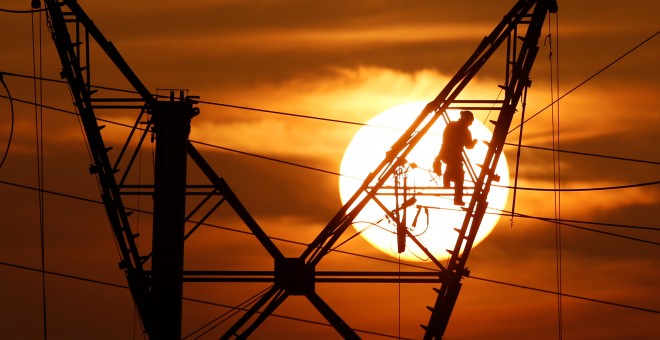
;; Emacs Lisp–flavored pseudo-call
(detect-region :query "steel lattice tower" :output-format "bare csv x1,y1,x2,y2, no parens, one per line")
41,0,557,338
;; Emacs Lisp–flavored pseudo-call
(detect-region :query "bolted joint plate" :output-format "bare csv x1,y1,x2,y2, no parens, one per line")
274,258,315,295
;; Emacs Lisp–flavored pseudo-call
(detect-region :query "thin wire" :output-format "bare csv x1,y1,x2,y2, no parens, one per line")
2,258,658,318
0,74,14,169
2,71,659,166
466,274,659,315
555,13,564,340
9,173,654,271
509,29,660,134
1,25,656,338
39,9,48,339
4,88,659,172
510,85,527,224
188,286,274,339
31,7,48,339
502,142,660,166
0,260,412,339
2,173,656,299
197,100,367,128
1,23,658,136
192,140,347,178
0,7,48,14
2,180,660,319
1,95,658,193
546,13,563,339
3,173,658,258
488,180,660,192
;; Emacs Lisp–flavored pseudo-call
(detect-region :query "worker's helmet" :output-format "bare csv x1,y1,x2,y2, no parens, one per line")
459,110,474,123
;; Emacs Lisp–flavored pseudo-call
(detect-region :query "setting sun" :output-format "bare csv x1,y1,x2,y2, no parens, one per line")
339,101,509,262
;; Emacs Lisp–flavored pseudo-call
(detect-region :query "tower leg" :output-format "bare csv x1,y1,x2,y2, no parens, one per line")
150,92,194,339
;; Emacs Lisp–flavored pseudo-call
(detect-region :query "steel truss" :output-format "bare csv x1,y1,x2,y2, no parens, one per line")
42,0,556,338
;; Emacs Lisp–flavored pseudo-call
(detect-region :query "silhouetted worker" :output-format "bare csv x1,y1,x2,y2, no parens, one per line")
434,110,477,206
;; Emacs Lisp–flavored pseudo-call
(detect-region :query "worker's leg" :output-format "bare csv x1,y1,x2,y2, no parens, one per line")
443,162,457,188
454,166,465,206
443,173,451,188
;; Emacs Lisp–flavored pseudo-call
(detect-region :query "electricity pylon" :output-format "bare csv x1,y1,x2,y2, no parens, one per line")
41,0,556,338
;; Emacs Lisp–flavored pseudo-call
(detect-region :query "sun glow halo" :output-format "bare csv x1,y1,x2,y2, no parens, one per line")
339,102,509,262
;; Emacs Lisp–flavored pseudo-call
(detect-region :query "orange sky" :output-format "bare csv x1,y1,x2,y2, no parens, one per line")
1,1,659,339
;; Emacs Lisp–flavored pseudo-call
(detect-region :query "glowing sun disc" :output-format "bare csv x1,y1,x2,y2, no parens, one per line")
339,101,509,262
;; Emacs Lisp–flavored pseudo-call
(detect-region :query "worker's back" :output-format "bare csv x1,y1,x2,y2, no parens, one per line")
440,121,471,164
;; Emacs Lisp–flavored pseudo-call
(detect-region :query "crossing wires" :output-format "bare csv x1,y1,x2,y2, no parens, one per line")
30,5,48,338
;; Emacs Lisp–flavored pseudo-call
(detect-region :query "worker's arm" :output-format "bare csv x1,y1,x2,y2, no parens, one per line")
464,130,477,149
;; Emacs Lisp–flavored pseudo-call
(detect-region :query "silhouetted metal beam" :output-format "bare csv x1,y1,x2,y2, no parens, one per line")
219,286,283,339
150,94,196,339
187,143,285,261
307,292,359,339
182,270,448,283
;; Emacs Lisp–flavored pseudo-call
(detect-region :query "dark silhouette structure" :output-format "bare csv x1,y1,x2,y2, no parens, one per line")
39,0,557,338
437,110,477,205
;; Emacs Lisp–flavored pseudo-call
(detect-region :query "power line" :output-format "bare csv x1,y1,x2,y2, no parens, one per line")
2,179,659,320
0,261,410,339
3,10,656,337
502,142,659,166
2,258,657,320
491,180,660,192
0,7,48,14
30,9,48,338
2,92,659,194
191,140,344,177
466,274,659,315
2,177,658,261
0,73,14,169
1,72,659,167
508,29,660,134
198,100,367,128
1,96,659,243
503,207,659,246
